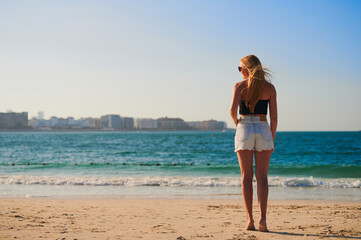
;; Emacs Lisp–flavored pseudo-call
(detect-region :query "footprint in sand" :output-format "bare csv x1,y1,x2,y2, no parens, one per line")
150,223,176,233
222,222,232,227
176,237,187,240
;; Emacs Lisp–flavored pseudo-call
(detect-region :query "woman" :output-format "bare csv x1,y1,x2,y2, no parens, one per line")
229,55,277,232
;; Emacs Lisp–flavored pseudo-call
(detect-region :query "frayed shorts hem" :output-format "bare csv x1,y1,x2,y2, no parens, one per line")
234,147,274,153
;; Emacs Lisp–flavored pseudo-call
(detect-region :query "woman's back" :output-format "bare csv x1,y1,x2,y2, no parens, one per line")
238,79,273,101
236,80,276,117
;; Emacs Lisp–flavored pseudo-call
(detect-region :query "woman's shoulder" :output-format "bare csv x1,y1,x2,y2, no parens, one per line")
258,81,275,100
263,81,276,93
233,80,247,91
263,81,274,88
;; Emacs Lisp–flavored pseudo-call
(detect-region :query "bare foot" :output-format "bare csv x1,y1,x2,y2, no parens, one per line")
246,220,256,230
259,219,269,232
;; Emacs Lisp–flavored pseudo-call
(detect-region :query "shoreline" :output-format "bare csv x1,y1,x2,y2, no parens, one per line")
1,195,361,203
1,190,361,202
1,198,360,240
1,183,360,201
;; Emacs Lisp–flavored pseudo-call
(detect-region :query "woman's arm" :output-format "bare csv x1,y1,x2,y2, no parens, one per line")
269,84,278,143
229,83,241,126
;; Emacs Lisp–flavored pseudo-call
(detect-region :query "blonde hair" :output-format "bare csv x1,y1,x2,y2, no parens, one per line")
240,55,272,113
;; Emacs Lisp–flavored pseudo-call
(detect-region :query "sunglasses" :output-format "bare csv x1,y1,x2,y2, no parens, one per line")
238,66,246,72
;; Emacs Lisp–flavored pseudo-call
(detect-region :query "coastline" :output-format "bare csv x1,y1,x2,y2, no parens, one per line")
1,184,361,201
1,198,360,240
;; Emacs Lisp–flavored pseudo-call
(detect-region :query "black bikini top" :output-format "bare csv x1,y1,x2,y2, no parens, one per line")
239,100,269,115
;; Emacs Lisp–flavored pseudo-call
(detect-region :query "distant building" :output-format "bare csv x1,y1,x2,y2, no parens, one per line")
49,117,59,127
157,117,190,130
67,117,76,126
28,117,37,128
0,112,28,129
121,117,134,129
100,115,121,129
58,118,67,127
37,111,44,120
134,118,158,129
30,118,47,128
186,121,202,129
29,116,97,129
93,118,101,128
80,117,100,128
201,120,227,130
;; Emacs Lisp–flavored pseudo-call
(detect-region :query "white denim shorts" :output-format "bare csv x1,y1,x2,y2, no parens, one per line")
234,116,274,152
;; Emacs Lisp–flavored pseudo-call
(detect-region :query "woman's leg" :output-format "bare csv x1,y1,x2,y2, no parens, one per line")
254,150,272,232
236,150,255,230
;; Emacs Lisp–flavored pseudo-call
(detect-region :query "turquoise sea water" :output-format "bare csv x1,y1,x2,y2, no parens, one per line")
0,131,360,200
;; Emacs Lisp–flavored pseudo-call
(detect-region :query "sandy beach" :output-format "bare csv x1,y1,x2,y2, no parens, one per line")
1,198,360,240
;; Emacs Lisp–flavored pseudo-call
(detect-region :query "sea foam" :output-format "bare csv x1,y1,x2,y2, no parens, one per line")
0,175,360,188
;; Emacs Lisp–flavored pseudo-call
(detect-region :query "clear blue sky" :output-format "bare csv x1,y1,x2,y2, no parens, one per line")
1,0,360,130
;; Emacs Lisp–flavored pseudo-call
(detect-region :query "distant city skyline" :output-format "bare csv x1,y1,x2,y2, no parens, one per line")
1,0,360,131
0,110,227,130
26,110,226,125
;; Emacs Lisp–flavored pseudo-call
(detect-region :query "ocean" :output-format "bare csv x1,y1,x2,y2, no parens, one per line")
0,131,360,200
